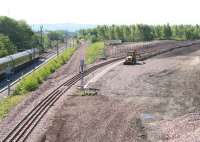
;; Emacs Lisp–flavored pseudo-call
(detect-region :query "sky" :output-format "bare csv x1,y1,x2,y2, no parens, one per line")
0,0,199,25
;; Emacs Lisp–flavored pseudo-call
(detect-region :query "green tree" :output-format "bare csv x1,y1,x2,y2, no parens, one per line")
162,24,172,39
78,24,200,42
0,34,16,57
0,16,34,51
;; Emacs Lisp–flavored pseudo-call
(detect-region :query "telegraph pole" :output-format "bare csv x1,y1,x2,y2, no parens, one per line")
66,39,68,48
40,25,44,52
6,63,12,96
72,38,74,48
80,59,84,90
56,40,59,56
70,38,72,47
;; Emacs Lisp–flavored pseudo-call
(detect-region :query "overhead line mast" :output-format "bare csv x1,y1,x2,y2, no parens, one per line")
40,25,44,52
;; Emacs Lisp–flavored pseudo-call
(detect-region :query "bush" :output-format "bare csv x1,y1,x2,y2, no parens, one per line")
13,47,76,96
23,77,39,91
0,34,16,57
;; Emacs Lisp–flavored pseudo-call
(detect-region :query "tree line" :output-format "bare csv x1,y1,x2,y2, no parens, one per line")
78,24,200,42
0,16,72,58
0,16,35,57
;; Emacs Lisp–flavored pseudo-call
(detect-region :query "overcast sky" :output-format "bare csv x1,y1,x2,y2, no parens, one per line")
0,0,199,25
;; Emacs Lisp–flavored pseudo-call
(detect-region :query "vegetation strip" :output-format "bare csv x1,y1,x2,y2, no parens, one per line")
85,42,105,64
0,16,74,58
0,47,76,119
79,24,200,42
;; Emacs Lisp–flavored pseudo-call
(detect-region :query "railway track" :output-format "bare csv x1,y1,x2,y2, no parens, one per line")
0,46,67,95
2,41,200,142
1,57,122,142
40,46,66,60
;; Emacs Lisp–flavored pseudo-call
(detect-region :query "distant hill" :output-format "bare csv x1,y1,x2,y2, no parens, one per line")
31,23,97,32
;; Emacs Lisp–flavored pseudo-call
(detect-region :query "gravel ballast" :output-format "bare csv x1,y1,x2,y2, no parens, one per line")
42,44,200,142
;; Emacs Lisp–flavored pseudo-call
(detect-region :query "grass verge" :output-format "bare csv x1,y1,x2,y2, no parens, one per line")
79,90,97,96
0,47,76,120
85,42,105,64
0,94,27,119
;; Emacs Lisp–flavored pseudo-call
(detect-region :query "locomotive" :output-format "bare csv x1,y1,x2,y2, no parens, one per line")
0,48,40,76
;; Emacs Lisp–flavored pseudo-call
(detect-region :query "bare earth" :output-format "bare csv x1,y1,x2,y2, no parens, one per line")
1,41,200,142
42,44,200,142
0,43,86,140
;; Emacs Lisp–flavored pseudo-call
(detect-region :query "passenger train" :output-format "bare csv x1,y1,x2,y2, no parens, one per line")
0,48,40,76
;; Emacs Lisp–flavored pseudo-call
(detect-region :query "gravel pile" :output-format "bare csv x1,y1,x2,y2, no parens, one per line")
160,113,200,141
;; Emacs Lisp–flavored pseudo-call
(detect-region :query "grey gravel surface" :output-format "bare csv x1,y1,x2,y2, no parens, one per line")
1,41,200,142
42,44,200,142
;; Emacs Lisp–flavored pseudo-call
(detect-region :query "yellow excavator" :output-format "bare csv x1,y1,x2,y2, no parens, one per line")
124,50,141,65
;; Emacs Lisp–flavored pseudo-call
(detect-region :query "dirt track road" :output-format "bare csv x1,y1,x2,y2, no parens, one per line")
42,44,200,142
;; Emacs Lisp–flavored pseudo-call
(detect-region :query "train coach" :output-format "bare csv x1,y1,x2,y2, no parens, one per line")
0,48,40,76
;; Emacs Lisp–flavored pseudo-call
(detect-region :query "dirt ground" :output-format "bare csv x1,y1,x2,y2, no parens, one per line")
0,42,86,140
105,40,195,58
42,44,200,142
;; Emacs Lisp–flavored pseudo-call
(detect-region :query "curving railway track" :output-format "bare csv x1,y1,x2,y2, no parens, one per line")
2,41,200,142
1,57,122,142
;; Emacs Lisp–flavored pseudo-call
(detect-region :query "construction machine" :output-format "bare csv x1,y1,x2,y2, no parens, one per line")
124,50,141,65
